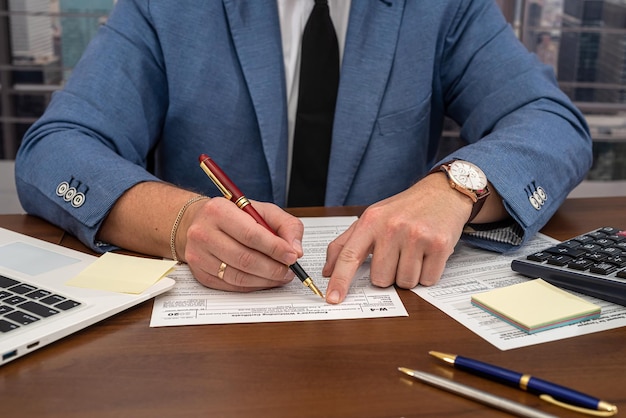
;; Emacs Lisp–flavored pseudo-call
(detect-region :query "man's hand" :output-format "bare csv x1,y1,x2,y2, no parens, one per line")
183,198,305,292
322,172,477,304
99,182,306,293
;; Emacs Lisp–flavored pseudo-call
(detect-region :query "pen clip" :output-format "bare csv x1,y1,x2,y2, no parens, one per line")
199,160,233,200
540,395,618,417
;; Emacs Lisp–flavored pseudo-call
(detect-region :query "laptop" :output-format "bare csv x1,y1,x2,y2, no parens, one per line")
0,227,175,366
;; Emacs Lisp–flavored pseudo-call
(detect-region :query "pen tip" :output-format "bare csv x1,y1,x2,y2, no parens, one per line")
429,351,456,363
302,277,325,298
311,283,325,299
398,367,414,377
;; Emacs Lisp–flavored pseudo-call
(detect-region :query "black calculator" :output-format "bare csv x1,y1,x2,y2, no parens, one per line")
511,226,626,306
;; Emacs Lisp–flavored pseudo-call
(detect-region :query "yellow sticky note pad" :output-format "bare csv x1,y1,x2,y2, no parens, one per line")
471,279,601,333
66,252,177,294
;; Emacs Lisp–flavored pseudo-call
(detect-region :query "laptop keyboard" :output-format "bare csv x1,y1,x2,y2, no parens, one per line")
511,226,626,306
0,274,82,335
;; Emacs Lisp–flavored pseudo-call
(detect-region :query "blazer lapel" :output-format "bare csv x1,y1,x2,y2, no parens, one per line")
223,0,289,205
327,0,406,205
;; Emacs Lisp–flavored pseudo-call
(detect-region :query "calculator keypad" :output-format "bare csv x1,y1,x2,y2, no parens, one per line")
512,227,626,306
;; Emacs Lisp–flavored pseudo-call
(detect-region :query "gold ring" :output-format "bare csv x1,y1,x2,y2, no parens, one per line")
217,262,227,280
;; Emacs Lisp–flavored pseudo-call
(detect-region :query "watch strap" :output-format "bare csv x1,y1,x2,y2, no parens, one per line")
467,194,487,223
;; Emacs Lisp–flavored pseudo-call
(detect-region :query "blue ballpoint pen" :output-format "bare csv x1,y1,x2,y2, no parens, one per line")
429,351,618,416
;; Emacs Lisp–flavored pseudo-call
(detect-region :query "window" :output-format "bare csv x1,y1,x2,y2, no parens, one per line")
0,0,115,159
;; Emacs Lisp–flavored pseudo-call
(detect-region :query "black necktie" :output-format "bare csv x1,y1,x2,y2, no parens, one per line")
288,0,339,207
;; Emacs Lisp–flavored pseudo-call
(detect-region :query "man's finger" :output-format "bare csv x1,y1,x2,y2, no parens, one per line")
325,226,372,304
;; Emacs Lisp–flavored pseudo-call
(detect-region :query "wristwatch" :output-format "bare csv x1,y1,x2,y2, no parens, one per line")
432,160,490,223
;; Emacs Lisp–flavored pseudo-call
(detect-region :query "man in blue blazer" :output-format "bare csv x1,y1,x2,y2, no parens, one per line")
15,0,592,304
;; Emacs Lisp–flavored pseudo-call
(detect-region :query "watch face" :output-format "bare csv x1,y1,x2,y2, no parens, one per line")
448,161,488,192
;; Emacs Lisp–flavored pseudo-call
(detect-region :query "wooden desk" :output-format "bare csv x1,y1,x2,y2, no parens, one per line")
1,197,625,417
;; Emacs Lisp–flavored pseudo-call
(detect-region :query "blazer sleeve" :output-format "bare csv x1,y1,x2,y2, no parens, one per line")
15,0,166,251
436,0,593,252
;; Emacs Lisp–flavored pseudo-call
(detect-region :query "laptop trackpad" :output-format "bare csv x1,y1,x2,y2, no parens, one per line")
0,242,81,276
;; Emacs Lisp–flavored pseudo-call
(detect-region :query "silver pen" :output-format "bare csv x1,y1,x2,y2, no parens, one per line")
398,368,558,418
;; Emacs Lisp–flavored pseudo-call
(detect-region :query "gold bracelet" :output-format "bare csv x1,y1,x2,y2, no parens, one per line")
170,195,209,262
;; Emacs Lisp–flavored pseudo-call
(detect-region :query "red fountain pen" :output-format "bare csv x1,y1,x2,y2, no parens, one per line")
198,154,324,298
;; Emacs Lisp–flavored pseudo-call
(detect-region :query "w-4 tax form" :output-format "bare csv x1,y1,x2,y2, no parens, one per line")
150,217,407,327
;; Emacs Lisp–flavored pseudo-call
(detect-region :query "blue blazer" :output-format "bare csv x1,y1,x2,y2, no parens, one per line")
15,0,592,253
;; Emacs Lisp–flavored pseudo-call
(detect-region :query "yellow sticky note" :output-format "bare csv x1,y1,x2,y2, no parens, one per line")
471,279,601,333
66,252,177,294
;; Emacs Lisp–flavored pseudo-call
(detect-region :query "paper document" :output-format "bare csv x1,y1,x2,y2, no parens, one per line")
150,217,408,326
412,233,626,350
